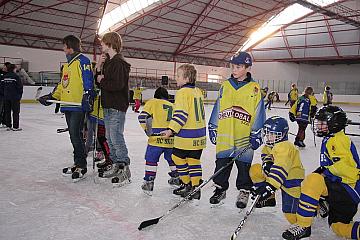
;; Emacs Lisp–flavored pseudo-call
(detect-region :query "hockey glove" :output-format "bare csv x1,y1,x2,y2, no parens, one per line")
208,123,217,145
289,112,296,122
38,93,55,106
255,183,276,201
250,129,262,150
262,160,273,176
81,91,94,112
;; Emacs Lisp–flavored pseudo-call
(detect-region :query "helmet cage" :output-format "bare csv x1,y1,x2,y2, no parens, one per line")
312,119,329,137
262,128,285,147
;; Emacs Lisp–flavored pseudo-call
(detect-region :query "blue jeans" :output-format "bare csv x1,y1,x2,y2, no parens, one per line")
103,108,130,165
65,111,86,168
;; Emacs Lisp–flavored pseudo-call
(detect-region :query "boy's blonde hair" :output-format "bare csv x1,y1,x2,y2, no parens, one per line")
178,64,197,84
101,32,123,53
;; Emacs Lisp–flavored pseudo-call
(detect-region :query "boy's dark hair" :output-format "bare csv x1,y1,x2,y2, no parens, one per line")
4,62,11,68
178,64,197,84
325,86,331,91
62,35,81,52
154,87,169,99
304,86,313,96
7,64,16,72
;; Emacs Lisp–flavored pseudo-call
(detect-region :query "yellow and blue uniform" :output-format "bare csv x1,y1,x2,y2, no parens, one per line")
209,77,265,163
289,88,298,101
133,87,143,100
323,90,333,105
168,84,206,186
250,141,304,224
138,98,176,180
52,53,93,112
290,95,311,123
295,131,360,239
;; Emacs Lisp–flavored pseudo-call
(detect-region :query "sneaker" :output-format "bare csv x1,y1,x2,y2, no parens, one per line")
256,195,276,208
282,224,311,240
0,124,7,129
72,167,87,182
141,179,154,192
173,183,191,197
11,127,22,131
62,165,78,176
236,189,250,209
99,163,121,178
209,187,226,204
168,171,181,186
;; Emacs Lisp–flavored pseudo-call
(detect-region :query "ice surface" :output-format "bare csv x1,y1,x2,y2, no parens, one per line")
1,102,359,240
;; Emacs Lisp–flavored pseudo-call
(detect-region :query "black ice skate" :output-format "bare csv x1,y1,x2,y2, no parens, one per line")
209,187,226,205
236,189,250,209
62,165,77,176
318,197,329,218
282,224,311,240
168,171,181,186
256,194,276,208
112,164,131,187
141,178,154,196
97,159,113,172
188,185,201,200
173,183,191,197
71,167,87,182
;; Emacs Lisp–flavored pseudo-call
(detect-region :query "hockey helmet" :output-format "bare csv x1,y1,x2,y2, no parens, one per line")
262,116,289,147
313,105,347,137
154,87,169,100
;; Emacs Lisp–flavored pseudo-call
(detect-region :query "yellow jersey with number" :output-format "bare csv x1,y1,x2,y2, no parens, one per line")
168,84,206,150
138,98,174,148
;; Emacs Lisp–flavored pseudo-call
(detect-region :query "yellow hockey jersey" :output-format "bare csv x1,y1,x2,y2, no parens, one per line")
209,78,265,162
262,141,305,198
138,98,174,148
133,87,143,100
168,84,206,150
321,131,360,203
89,94,104,125
289,88,298,101
52,53,93,111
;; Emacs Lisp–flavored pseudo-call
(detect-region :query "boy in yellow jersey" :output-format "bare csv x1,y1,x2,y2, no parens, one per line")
283,106,360,240
250,116,304,233
161,64,206,200
323,85,333,106
133,84,143,113
208,52,265,208
286,83,298,107
138,87,180,194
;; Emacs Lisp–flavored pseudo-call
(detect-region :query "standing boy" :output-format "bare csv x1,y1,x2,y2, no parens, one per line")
289,86,315,148
323,85,333,106
38,35,94,181
161,64,206,200
133,84,143,113
138,87,180,194
286,84,298,107
283,106,360,240
208,52,265,208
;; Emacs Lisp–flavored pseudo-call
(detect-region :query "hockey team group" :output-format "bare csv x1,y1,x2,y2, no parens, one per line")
36,32,360,240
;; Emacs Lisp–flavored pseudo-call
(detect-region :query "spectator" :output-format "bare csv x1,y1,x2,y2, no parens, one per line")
0,62,11,128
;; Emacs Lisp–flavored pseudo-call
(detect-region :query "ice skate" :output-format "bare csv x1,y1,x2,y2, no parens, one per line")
282,224,311,240
236,189,250,209
141,178,154,196
167,171,181,187
62,165,77,176
71,167,87,182
209,187,226,207
111,164,131,187
173,182,191,197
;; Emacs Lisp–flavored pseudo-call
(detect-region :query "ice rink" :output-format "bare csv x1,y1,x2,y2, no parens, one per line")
1,102,360,240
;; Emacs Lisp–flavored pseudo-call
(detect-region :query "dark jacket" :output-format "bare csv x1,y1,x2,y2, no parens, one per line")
0,70,6,99
99,53,131,112
0,72,23,101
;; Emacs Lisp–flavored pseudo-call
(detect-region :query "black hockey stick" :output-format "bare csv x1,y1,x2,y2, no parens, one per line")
230,195,260,240
57,128,68,133
34,86,43,100
138,146,252,230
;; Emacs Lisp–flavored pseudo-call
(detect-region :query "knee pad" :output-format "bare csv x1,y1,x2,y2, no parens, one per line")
302,173,327,197
331,222,352,239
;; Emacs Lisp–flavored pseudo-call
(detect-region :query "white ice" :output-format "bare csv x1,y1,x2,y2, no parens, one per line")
1,102,360,240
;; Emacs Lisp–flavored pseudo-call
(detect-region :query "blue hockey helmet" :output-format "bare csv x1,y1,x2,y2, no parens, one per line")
262,116,289,147
229,52,252,66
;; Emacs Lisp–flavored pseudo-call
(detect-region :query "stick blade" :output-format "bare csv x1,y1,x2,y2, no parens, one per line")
138,217,161,230
230,233,238,240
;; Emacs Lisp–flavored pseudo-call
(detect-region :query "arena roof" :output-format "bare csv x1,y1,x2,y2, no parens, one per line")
0,0,359,66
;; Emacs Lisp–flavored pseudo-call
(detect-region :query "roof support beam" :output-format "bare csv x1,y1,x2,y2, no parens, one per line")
281,27,294,58
296,0,360,28
324,16,340,57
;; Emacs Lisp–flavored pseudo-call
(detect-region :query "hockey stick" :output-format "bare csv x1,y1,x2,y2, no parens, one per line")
46,100,81,106
230,195,260,240
138,146,252,230
93,92,101,170
57,128,68,133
